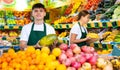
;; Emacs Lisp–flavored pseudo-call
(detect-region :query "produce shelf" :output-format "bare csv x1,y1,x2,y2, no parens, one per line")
0,25,22,30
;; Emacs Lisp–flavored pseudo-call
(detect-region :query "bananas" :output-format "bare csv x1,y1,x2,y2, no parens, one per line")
102,30,119,42
87,33,99,39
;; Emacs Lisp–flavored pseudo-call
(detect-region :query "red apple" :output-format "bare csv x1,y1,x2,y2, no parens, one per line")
88,56,97,65
67,67,76,70
66,49,73,58
79,56,87,64
69,57,76,64
59,53,67,63
62,59,71,66
73,46,81,54
59,43,68,51
85,53,93,60
88,47,95,53
81,46,88,53
70,44,78,50
72,62,81,69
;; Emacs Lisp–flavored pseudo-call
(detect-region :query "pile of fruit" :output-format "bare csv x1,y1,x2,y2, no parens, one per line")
102,30,119,42
0,47,67,70
6,19,16,25
0,44,114,70
0,11,4,18
110,56,120,69
0,18,5,25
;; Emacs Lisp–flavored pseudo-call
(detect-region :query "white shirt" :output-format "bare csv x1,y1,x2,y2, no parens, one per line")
69,22,88,42
20,22,55,42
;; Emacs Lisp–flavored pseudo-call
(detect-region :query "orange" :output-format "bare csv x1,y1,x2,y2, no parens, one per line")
29,65,36,70
37,64,44,70
2,62,8,69
8,48,15,54
41,47,50,54
52,48,61,57
25,46,35,53
49,54,56,61
56,64,66,70
35,49,41,55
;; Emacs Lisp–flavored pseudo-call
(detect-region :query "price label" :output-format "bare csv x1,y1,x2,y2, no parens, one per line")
102,44,108,50
94,22,99,28
94,43,99,49
102,22,107,28
87,23,91,28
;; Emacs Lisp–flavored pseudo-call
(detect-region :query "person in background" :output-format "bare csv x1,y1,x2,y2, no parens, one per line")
70,10,91,47
20,3,55,50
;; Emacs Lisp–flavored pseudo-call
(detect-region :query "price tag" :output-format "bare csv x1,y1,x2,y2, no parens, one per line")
94,22,99,28
112,21,118,28
94,43,99,49
59,24,62,29
4,26,9,29
0,26,4,30
9,26,13,29
19,26,22,30
102,22,108,28
13,26,19,29
102,44,108,50
66,24,69,29
87,23,91,28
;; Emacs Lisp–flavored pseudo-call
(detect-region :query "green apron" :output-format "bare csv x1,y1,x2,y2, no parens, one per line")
77,22,87,47
27,23,46,45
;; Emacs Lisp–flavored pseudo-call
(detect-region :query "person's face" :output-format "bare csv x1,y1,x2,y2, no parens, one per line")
81,14,90,24
32,8,46,20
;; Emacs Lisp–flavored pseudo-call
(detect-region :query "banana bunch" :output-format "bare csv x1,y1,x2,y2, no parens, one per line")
111,58,120,69
104,30,119,42
87,33,99,39
58,32,67,38
102,31,112,38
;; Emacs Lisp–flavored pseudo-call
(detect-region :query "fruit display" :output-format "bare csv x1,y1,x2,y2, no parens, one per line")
5,11,14,19
102,30,119,42
0,11,5,18
6,19,16,25
97,49,113,54
112,5,120,19
0,31,20,46
114,32,120,42
0,43,114,70
110,57,120,69
101,4,119,20
0,18,5,25
84,0,101,10
0,47,65,70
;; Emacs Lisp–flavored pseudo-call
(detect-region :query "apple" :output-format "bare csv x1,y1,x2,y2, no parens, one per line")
72,62,81,69
81,46,88,52
85,53,93,60
66,49,73,58
62,59,71,67
82,62,91,70
59,53,67,63
73,46,81,54
59,43,68,51
70,44,78,50
97,58,107,68
88,55,97,65
69,57,76,64
67,67,76,70
79,56,86,64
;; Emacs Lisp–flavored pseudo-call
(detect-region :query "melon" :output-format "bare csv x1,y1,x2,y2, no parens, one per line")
38,34,58,47
3,0,13,4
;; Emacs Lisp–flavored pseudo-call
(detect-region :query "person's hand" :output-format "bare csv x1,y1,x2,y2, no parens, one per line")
85,37,91,41
34,42,42,48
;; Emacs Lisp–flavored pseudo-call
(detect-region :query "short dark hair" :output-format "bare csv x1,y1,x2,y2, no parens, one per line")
78,10,89,20
32,3,46,11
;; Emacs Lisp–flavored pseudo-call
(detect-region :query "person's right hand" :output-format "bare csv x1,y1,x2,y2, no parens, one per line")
85,37,91,41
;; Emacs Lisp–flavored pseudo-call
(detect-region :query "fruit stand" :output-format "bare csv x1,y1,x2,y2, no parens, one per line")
0,0,120,70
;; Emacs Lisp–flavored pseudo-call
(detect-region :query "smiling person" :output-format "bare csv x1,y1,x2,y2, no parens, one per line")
70,10,91,47
20,3,55,50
